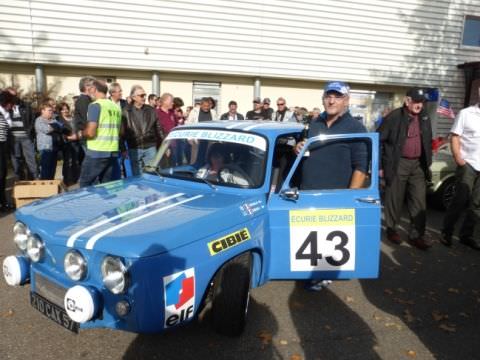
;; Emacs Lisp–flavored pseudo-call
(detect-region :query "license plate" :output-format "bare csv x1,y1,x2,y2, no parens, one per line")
30,292,79,333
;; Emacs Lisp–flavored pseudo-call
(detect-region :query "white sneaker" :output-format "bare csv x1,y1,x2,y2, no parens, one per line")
304,280,332,291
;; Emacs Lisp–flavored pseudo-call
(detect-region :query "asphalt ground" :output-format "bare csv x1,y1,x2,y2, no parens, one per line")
1,198,479,360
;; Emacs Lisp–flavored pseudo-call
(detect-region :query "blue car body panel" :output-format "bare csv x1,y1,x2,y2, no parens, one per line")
8,121,381,333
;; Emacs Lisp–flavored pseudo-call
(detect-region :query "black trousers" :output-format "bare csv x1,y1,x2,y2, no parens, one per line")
443,163,480,242
62,142,82,186
0,141,8,204
384,158,427,239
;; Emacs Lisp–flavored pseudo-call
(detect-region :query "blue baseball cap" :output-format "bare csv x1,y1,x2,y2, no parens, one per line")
324,81,350,96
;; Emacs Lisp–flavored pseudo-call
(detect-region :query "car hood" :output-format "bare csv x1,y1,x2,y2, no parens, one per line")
16,178,267,258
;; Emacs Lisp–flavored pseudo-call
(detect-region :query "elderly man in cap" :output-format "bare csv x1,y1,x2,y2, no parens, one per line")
378,87,433,250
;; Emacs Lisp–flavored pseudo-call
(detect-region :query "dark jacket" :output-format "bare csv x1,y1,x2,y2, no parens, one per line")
378,106,432,186
220,112,245,120
73,93,92,133
301,111,368,190
121,104,163,150
10,100,35,139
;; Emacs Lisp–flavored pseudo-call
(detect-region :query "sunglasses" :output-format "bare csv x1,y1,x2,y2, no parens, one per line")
136,93,146,98
277,103,285,106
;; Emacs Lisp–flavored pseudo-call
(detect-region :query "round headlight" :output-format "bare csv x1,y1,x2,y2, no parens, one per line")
26,234,44,262
13,222,29,252
64,250,87,281
101,256,128,294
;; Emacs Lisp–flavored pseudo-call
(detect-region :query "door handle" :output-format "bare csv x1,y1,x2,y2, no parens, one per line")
356,197,380,205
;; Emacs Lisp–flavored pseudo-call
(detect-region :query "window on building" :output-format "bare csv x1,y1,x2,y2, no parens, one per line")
462,15,480,47
349,91,374,129
348,90,394,131
371,92,394,131
192,81,221,111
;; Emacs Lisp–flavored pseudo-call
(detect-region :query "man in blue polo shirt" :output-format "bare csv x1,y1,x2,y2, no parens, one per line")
295,81,368,291
296,81,368,190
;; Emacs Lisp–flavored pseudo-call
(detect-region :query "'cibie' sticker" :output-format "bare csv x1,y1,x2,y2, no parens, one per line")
208,228,251,256
163,268,195,328
290,209,356,271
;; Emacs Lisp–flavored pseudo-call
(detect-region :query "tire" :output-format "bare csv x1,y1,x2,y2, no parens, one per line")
211,252,252,336
431,178,456,210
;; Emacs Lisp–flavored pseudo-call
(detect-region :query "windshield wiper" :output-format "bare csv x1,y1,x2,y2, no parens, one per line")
171,168,217,189
197,176,216,190
170,168,197,176
143,165,164,179
147,166,216,190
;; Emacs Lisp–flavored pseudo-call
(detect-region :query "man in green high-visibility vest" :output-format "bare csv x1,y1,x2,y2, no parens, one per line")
74,80,122,187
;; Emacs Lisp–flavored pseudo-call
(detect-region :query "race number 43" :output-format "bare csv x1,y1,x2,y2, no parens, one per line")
289,209,356,271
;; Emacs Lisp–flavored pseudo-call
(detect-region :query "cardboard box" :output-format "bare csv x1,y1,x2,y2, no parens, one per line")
14,180,63,208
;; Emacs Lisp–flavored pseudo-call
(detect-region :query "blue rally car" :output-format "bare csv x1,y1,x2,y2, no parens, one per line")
3,121,381,336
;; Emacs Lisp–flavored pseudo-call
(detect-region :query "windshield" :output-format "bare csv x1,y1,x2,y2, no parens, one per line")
149,129,268,188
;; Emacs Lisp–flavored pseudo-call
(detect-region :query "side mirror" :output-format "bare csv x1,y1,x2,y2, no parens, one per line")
280,187,299,201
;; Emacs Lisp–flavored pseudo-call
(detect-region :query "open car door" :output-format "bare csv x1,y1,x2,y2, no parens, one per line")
267,133,381,280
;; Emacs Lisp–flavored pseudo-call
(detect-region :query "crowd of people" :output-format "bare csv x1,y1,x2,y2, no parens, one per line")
0,76,321,211
0,77,478,259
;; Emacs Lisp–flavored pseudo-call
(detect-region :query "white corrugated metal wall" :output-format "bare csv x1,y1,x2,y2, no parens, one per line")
1,0,480,130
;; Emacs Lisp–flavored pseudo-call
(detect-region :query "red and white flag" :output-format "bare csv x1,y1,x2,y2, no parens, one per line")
437,99,455,120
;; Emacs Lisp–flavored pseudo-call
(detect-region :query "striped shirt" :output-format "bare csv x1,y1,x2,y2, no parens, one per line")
0,106,10,142
10,105,28,138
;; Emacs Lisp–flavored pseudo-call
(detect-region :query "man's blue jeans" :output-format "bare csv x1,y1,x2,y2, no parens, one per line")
79,156,117,188
128,147,157,176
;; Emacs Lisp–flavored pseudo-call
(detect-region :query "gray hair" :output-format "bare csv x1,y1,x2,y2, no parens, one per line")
79,76,96,92
130,85,144,97
159,92,174,104
108,82,122,95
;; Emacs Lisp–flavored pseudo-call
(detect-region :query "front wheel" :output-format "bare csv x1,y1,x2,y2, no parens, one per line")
211,252,252,336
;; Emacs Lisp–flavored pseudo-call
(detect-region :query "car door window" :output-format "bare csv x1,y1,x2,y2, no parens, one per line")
288,137,372,191
270,134,300,193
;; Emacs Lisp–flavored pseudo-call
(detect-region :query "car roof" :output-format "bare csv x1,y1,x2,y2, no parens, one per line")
179,120,305,138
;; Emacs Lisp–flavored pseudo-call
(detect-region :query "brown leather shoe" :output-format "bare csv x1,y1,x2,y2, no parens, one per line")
387,230,402,244
408,236,432,250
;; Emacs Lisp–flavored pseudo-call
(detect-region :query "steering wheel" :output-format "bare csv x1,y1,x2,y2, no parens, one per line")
218,164,254,186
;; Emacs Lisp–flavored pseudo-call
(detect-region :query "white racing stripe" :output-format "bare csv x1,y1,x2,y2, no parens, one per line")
66,193,184,247
226,123,246,129
243,123,263,131
85,194,204,250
